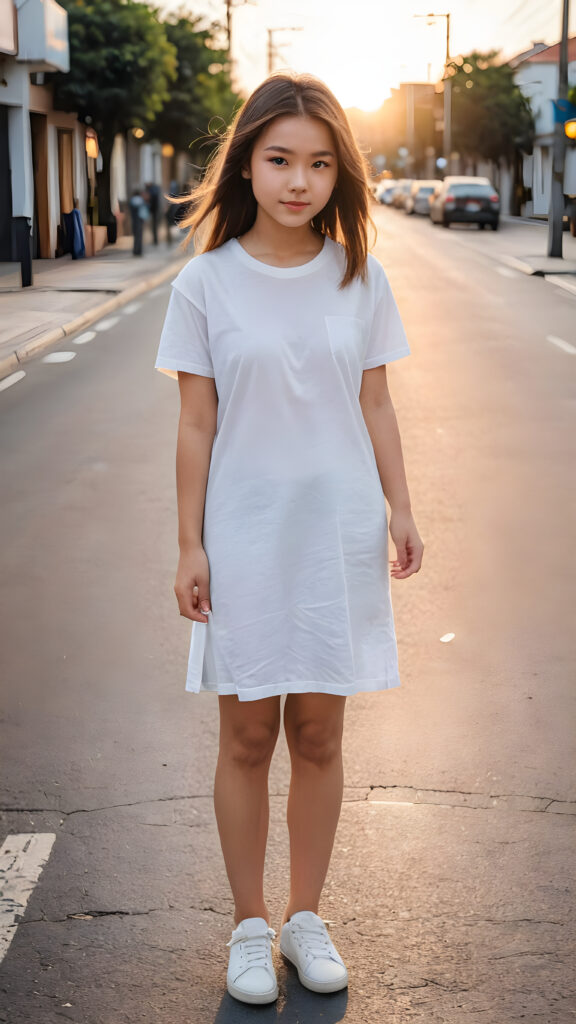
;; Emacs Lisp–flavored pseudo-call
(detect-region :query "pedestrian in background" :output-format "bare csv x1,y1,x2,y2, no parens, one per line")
165,179,179,244
145,181,161,245
129,187,149,256
154,70,423,1006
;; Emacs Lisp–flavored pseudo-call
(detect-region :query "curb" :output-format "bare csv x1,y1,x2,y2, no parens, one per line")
0,256,188,382
497,253,576,277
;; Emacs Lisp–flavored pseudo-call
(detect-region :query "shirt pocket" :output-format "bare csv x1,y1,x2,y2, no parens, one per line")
325,315,366,365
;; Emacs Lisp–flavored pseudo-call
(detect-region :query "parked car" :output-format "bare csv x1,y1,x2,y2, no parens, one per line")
405,179,442,215
393,179,414,209
441,175,492,189
376,180,398,204
429,177,500,229
383,182,402,205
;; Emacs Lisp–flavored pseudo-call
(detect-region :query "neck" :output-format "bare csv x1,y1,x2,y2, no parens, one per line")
243,207,321,257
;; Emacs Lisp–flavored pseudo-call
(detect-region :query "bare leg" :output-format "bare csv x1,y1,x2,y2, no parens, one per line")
281,693,346,928
214,694,281,927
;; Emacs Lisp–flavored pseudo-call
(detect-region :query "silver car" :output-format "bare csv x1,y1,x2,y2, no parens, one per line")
393,179,414,209
376,180,399,205
405,180,442,215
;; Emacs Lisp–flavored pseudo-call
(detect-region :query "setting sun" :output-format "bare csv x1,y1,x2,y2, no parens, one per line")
233,1,449,111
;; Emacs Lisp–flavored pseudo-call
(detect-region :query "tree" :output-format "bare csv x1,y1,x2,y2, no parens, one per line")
151,10,240,175
447,50,534,167
52,0,177,226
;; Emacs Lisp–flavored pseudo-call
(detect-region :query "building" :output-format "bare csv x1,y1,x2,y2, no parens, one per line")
510,37,576,217
346,83,443,180
0,0,88,265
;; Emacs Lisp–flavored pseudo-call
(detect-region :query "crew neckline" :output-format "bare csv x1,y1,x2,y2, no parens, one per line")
230,235,331,277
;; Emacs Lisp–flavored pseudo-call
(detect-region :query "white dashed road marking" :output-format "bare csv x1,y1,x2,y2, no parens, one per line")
0,371,26,391
0,833,57,964
95,316,120,331
122,302,142,315
41,351,77,363
73,331,97,345
547,334,576,355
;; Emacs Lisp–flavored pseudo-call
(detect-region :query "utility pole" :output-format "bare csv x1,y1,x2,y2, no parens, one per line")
267,26,303,75
443,13,452,168
547,0,571,257
224,0,256,87
414,13,452,170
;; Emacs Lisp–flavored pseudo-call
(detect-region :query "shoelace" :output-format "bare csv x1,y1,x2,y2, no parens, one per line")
226,927,276,968
291,922,334,958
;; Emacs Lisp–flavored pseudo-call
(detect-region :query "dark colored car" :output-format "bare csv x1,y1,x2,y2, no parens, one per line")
430,180,500,229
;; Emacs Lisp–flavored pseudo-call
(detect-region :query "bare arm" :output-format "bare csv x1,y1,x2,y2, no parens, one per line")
174,371,218,620
360,364,423,579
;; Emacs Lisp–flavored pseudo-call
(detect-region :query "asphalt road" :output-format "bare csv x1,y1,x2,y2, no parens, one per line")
1,207,575,1024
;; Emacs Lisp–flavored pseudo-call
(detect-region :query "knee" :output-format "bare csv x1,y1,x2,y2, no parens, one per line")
288,720,342,768
226,721,279,769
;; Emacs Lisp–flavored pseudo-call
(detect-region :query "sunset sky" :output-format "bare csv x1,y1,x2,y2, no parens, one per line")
160,0,576,111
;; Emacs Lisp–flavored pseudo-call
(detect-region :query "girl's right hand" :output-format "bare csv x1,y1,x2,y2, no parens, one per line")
174,546,212,622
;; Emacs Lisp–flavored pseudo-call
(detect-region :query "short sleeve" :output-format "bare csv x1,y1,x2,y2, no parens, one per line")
363,264,411,370
154,285,215,380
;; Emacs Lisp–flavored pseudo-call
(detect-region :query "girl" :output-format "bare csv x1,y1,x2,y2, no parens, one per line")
155,70,423,1005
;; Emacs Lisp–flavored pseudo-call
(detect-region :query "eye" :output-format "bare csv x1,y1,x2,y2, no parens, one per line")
269,157,287,166
312,160,330,169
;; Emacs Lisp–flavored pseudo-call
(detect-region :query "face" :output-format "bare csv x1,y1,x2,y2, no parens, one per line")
242,115,338,227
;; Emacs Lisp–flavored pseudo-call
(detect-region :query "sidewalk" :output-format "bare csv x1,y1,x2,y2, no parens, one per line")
497,215,576,275
0,234,189,381
1,218,575,383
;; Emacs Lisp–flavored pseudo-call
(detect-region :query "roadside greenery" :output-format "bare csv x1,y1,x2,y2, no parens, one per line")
152,10,239,173
52,0,238,225
447,51,535,165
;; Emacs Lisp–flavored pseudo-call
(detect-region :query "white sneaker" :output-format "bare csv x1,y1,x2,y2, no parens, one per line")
226,916,279,1004
280,910,349,993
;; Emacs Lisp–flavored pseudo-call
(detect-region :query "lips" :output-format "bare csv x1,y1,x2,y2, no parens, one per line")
282,201,309,208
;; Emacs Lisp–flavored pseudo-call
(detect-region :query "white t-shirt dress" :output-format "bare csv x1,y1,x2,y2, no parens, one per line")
155,235,411,701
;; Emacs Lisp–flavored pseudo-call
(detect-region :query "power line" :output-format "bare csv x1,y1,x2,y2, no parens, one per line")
502,0,558,36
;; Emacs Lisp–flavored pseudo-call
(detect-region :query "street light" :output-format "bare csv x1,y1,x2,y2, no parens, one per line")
414,11,452,171
267,26,303,75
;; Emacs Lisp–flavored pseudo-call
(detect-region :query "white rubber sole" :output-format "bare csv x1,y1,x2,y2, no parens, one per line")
280,947,349,993
227,977,279,1004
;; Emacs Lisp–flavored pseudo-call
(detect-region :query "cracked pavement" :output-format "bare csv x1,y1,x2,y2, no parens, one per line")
1,210,575,1022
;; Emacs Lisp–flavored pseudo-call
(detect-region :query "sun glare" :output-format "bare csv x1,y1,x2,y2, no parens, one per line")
273,6,447,113
234,0,449,112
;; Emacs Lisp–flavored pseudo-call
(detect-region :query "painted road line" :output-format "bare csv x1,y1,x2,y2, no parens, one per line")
41,351,77,363
498,255,533,274
544,275,576,297
547,334,576,355
73,331,97,345
0,833,57,964
148,286,170,298
0,371,26,392
122,302,142,315
94,316,120,332
495,266,519,279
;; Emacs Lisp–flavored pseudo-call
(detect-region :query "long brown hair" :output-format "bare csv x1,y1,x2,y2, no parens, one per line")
175,71,375,287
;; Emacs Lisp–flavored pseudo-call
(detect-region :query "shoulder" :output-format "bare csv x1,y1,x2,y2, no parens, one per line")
366,252,389,289
170,241,235,310
326,239,389,297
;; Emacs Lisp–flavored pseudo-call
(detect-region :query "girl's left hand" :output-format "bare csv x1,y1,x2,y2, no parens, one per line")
389,510,424,579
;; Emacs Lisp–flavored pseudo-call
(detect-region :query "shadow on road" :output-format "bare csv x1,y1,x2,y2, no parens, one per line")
212,966,349,1021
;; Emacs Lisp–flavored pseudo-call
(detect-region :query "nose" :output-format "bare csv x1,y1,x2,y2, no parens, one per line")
288,166,308,192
